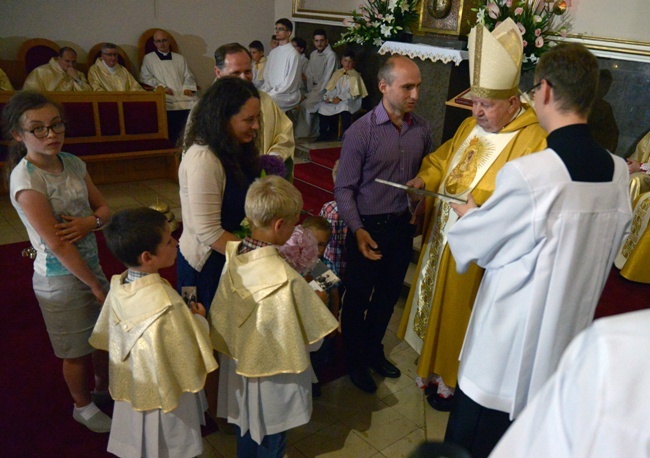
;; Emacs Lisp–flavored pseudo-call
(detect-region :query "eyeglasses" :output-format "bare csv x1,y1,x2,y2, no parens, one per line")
274,27,288,32
154,39,169,43
523,79,553,98
102,52,118,57
26,122,66,139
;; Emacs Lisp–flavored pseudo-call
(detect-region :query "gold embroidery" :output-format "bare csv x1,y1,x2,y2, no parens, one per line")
413,201,450,338
621,196,650,258
444,136,493,195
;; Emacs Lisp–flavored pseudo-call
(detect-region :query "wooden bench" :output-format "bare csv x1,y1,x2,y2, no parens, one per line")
0,88,179,190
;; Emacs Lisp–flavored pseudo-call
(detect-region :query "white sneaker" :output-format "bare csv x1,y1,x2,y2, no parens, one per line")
73,409,112,433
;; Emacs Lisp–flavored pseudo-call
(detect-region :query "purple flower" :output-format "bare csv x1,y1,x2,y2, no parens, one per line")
279,225,320,275
260,154,287,178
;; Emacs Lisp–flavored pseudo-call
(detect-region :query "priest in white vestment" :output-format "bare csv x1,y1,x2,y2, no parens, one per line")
444,43,632,457
88,43,143,92
23,47,91,92
294,30,337,138
491,309,650,458
260,19,301,112
140,30,198,141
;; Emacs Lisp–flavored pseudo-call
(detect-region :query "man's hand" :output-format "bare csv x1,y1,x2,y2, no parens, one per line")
355,228,381,261
450,193,478,218
331,97,341,105
190,301,207,318
627,159,642,174
55,215,95,243
405,176,426,202
183,89,194,96
163,87,174,95
65,66,78,79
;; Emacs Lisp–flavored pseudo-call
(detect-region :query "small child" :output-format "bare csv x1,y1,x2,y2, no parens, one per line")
270,34,279,50
249,40,266,89
318,50,368,141
319,160,348,280
210,176,338,456
90,208,218,458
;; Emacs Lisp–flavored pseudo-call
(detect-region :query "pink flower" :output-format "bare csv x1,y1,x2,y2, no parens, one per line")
495,20,502,28
535,28,542,36
514,7,523,15
487,2,500,19
517,22,526,35
535,36,544,48
506,0,512,6
278,225,319,275
522,40,528,47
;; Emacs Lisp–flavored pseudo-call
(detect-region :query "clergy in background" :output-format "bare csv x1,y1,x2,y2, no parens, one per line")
398,18,546,412
0,67,14,91
445,42,632,457
261,18,301,113
23,47,91,92
294,29,336,138
88,43,144,92
140,30,198,141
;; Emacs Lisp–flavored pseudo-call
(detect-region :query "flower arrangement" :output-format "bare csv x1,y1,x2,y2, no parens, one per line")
475,0,571,69
260,154,287,179
279,225,320,275
335,0,419,48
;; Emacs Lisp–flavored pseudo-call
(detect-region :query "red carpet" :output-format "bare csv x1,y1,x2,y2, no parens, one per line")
1,228,646,456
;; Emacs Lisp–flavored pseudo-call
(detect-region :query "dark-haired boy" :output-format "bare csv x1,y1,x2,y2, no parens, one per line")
248,40,266,88
90,208,218,458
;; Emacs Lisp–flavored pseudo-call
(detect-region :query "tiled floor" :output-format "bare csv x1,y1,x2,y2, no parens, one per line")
1,177,450,457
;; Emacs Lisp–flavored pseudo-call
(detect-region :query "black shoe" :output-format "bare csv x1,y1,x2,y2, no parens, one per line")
371,356,401,378
427,393,454,412
312,382,322,398
349,367,377,393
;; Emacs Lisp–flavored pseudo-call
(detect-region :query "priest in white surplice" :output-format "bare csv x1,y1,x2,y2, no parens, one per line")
443,43,632,458
260,18,301,112
294,30,337,138
140,30,198,141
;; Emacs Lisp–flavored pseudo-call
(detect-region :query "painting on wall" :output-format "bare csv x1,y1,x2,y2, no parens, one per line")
415,0,477,37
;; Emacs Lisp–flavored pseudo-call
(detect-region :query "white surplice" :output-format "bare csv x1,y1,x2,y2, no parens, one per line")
140,51,198,111
448,149,632,419
260,43,301,111
491,309,650,458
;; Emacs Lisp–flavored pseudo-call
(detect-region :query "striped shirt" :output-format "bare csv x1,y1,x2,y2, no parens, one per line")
333,101,432,233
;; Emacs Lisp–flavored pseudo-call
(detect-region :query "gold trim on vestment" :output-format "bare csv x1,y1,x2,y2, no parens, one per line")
470,85,519,100
619,195,650,259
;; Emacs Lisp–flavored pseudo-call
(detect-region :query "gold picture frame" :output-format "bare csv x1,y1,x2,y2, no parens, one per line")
414,0,478,37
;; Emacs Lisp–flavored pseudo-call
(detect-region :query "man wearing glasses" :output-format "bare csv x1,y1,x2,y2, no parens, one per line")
445,43,632,457
140,29,198,141
23,47,91,92
88,43,143,92
399,18,547,417
260,19,301,113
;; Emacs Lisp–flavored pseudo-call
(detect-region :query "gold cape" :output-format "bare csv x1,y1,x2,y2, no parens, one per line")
209,242,338,377
89,272,218,413
398,108,547,386
23,57,91,92
628,131,650,204
87,58,144,91
325,68,368,98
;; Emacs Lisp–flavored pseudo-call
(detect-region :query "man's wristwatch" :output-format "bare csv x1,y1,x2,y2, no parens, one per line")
94,215,104,229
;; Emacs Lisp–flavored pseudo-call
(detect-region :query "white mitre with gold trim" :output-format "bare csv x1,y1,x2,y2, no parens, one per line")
469,17,523,100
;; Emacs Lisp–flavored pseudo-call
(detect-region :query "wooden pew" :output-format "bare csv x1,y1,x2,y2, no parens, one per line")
0,88,179,191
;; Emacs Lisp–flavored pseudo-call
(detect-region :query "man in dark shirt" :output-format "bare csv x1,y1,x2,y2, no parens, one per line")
334,55,432,393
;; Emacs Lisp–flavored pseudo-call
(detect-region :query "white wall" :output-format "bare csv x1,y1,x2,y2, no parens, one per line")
0,0,277,91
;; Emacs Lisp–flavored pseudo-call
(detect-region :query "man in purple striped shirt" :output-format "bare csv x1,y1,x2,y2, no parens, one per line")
334,55,432,393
